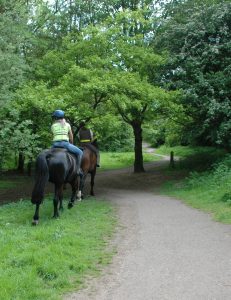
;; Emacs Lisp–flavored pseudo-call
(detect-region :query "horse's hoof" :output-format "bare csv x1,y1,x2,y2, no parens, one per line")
77,198,82,202
68,202,74,209
32,219,39,226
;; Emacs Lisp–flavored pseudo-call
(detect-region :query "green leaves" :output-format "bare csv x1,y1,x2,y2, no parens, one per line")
0,0,29,105
0,111,40,170
0,1,188,171
155,1,231,147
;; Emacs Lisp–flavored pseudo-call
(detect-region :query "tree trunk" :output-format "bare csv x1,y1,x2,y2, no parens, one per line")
131,120,144,173
17,153,25,173
27,160,32,176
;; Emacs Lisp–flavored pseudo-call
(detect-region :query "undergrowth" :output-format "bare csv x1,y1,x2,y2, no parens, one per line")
161,153,231,223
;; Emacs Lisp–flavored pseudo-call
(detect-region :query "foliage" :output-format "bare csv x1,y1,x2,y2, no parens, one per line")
2,0,231,172
91,114,134,152
155,1,231,148
0,0,30,106
156,144,226,172
14,82,67,148
0,109,40,171
0,198,116,299
19,9,178,172
142,122,165,147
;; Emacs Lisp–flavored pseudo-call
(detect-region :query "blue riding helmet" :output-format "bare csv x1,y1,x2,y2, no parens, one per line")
52,110,65,118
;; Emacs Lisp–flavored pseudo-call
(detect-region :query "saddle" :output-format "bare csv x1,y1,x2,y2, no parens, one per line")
51,148,76,160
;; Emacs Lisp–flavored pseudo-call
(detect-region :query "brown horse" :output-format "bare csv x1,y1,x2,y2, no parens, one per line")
78,142,98,200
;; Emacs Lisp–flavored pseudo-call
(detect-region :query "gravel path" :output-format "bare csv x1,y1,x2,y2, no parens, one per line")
65,161,231,300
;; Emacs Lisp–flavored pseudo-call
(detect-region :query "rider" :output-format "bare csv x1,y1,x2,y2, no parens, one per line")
51,110,83,175
78,121,100,167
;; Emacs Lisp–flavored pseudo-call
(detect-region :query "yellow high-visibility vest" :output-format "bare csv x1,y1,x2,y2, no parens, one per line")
51,122,71,141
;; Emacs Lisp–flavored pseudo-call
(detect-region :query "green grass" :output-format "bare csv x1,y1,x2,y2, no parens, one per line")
1,151,162,177
0,197,116,299
100,151,160,171
155,145,226,158
0,180,17,190
0,177,29,190
156,145,226,172
160,154,231,224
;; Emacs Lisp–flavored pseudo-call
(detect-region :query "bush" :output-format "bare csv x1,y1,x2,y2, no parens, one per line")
185,154,231,194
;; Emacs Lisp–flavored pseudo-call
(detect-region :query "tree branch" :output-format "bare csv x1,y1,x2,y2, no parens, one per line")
114,103,132,124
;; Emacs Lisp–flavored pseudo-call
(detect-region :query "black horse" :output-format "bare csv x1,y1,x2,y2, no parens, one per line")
31,148,80,225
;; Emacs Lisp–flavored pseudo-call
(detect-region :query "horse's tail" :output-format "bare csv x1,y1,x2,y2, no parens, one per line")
31,151,49,204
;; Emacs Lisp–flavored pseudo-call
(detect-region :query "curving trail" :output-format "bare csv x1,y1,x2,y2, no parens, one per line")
65,160,231,300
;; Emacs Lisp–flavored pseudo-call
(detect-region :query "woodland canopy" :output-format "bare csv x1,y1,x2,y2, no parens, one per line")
0,0,230,172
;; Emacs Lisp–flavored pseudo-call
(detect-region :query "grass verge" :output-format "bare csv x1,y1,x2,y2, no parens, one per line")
155,145,226,158
157,145,226,172
0,180,17,190
160,153,231,224
100,151,160,171
0,197,116,299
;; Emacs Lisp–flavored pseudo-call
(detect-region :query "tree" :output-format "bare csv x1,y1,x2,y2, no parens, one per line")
154,1,231,148
11,4,179,172
0,109,40,172
0,0,29,107
54,11,176,172
109,72,172,171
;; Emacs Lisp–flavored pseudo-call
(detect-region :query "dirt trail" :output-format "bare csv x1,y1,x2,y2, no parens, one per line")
1,153,231,299
65,161,231,300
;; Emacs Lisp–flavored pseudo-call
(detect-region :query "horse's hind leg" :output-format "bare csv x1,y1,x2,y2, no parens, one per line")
32,203,40,225
59,188,64,212
90,170,96,196
53,184,63,218
68,177,78,209
80,173,87,199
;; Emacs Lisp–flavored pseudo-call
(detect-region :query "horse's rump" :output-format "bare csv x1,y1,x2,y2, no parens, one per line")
47,148,77,183
34,148,77,184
